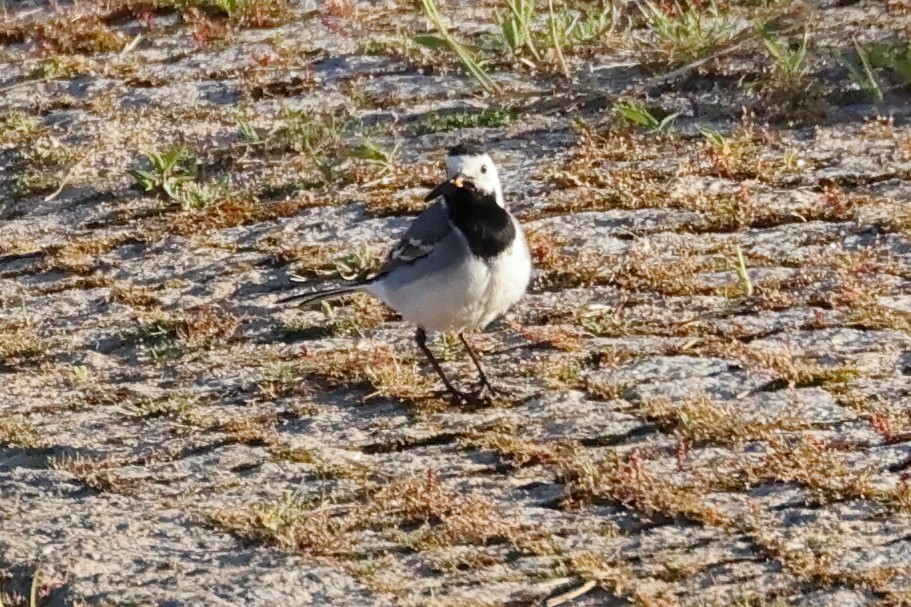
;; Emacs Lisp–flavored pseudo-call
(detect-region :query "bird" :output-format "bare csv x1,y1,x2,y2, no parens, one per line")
277,143,532,403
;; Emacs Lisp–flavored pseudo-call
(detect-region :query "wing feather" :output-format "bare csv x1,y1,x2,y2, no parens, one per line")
374,201,451,278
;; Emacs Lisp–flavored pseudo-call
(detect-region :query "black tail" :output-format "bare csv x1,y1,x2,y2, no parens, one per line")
276,285,360,306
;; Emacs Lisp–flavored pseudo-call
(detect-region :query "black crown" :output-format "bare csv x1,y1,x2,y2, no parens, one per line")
448,142,485,157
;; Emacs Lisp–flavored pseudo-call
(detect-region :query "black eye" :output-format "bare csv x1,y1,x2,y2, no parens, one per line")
481,165,488,174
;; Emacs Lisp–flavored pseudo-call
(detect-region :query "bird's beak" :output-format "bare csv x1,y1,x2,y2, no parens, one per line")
425,174,466,202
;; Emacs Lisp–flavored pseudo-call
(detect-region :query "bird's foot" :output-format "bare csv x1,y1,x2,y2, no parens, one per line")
484,383,511,397
445,388,493,409
472,377,511,399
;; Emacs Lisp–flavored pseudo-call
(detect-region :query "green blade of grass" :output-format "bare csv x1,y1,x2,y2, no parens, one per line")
854,38,884,102
418,0,499,94
505,0,542,62
734,245,753,298
30,570,40,607
548,0,570,77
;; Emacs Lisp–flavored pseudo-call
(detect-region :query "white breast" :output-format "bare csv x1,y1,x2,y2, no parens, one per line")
477,220,532,328
368,219,531,333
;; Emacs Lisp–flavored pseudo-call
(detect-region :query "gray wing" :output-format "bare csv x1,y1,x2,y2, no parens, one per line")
375,200,452,277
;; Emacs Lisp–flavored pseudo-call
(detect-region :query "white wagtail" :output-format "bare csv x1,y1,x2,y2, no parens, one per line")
277,143,532,402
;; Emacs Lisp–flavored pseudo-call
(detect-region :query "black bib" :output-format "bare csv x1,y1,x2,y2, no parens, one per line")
445,189,516,260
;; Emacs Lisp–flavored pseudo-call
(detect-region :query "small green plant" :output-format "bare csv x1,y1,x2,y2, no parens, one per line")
317,299,369,337
867,41,911,87
574,303,628,337
179,181,222,212
270,108,349,186
124,308,238,362
274,317,330,342
27,56,80,80
127,319,179,362
782,148,802,171
311,153,340,184
334,246,380,281
0,413,45,449
212,0,252,13
416,0,499,93
547,1,618,49
349,140,400,174
839,39,885,102
613,98,678,132
412,108,514,135
202,0,292,25
497,0,616,72
837,40,911,101
0,112,42,145
130,394,202,420
498,0,543,62
236,118,261,144
356,39,391,56
430,332,462,362
0,306,48,364
259,362,300,398
130,145,198,200
9,127,77,198
69,364,93,385
763,31,809,87
272,108,347,154
636,0,736,65
698,124,728,149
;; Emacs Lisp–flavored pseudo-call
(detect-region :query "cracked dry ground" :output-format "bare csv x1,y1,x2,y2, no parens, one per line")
2,1,911,606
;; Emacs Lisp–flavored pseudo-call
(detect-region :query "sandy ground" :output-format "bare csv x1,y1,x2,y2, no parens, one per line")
2,1,911,605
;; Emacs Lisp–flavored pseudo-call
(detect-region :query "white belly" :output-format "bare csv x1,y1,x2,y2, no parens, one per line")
369,225,531,332
477,227,531,328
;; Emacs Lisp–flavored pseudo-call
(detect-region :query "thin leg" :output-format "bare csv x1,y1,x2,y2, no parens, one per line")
458,332,498,395
416,328,469,400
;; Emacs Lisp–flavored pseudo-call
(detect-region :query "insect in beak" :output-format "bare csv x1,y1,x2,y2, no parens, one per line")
425,174,466,202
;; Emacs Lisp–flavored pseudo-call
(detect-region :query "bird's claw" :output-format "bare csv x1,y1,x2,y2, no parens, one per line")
475,380,510,398
447,389,492,408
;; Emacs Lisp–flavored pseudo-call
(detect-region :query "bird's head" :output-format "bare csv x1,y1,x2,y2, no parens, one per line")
425,143,504,207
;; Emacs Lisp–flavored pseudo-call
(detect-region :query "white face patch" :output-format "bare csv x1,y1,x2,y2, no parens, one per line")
445,152,505,208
